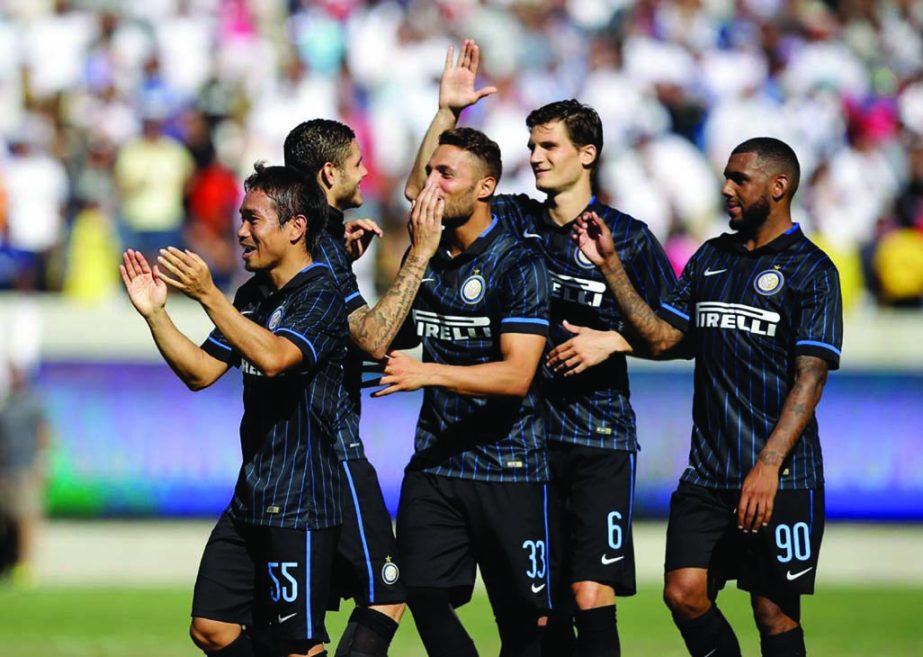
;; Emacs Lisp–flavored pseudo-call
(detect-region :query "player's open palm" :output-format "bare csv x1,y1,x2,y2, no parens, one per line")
120,249,167,318
547,321,632,376
409,180,444,258
573,211,617,267
439,39,497,114
157,246,217,302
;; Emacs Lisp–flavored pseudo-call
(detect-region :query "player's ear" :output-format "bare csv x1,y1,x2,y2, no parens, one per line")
771,173,790,202
579,144,598,169
477,175,497,201
286,214,308,244
319,162,338,191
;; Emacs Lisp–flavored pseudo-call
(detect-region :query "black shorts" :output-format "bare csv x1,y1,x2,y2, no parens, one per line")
548,443,637,596
396,471,553,613
329,459,406,609
665,481,825,598
191,511,339,648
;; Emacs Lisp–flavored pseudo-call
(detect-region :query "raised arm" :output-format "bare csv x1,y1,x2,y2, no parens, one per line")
404,39,497,201
573,213,685,356
737,356,830,531
120,250,228,390
156,248,303,378
348,181,444,359
373,332,546,398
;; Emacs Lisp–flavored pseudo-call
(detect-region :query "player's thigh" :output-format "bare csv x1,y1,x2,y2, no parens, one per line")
260,524,339,650
471,480,553,615
566,446,638,596
396,471,476,601
335,459,405,607
739,486,824,600
191,511,260,626
665,481,740,581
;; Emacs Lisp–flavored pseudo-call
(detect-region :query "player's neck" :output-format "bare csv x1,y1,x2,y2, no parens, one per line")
445,206,493,257
545,178,593,226
741,212,794,251
267,253,314,289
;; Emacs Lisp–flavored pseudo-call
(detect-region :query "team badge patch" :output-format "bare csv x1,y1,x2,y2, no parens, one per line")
381,557,400,585
754,269,784,296
268,306,285,330
460,274,486,304
574,246,596,269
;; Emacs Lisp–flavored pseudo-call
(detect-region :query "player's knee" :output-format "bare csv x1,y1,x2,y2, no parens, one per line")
571,580,615,610
663,579,709,620
189,617,240,652
751,596,799,636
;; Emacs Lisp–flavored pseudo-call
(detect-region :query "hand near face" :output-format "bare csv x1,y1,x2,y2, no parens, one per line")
408,180,444,259
120,249,167,318
156,247,219,302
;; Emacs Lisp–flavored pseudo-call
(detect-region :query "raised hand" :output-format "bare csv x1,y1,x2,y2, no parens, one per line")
120,249,167,318
408,180,444,259
573,211,618,267
546,321,633,376
344,219,384,261
156,247,218,302
439,39,498,115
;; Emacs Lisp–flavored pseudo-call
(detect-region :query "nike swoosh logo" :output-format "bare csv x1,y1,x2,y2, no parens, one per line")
702,649,717,657
600,554,625,565
531,582,546,593
703,268,727,277
277,612,297,624
786,567,813,581
421,278,436,283
523,230,542,239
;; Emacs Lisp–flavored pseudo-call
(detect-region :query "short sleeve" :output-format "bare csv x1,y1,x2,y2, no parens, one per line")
314,232,367,315
794,264,843,369
657,248,701,334
272,287,347,371
498,250,550,336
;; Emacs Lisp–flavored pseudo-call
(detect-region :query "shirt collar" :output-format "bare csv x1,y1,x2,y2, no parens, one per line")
539,195,600,231
325,205,345,240
435,216,501,264
717,223,804,255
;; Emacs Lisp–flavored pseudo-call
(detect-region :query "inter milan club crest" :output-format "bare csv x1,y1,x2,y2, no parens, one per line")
460,273,486,304
381,556,400,585
574,246,596,269
754,268,785,296
268,306,285,329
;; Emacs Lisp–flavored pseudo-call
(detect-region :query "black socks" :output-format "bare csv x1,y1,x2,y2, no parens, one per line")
673,604,742,657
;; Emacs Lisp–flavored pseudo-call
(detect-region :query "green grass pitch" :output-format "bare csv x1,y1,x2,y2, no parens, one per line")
1,584,920,656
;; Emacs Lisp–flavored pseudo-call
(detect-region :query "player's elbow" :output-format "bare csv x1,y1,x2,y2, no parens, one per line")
504,371,536,398
404,181,420,202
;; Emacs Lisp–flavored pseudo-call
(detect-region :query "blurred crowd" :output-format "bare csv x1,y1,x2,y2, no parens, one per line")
1,0,923,310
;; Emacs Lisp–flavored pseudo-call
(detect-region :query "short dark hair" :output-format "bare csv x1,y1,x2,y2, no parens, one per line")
526,99,603,169
731,137,801,199
283,119,355,178
438,127,503,184
243,162,327,253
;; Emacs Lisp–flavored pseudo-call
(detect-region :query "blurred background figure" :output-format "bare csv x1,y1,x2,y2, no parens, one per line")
0,365,49,588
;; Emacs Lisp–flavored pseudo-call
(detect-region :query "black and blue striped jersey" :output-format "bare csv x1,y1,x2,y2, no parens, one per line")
492,194,676,452
401,218,552,483
202,263,356,529
313,206,368,462
657,224,842,490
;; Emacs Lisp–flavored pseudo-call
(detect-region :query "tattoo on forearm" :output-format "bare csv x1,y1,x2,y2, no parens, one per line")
351,255,427,355
600,259,677,350
760,355,829,467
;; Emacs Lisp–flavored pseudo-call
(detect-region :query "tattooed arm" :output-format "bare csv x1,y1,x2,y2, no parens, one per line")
573,212,685,356
349,182,444,359
737,356,830,531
